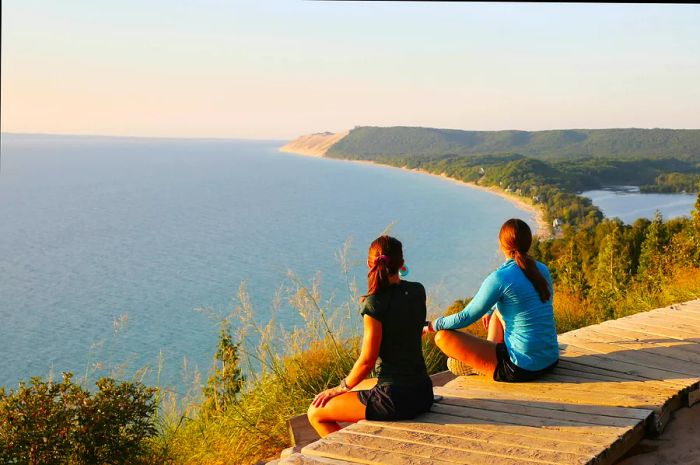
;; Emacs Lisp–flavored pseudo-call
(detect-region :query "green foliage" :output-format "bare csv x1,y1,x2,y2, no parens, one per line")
641,172,700,193
590,221,631,317
637,211,668,292
327,126,700,162
0,373,156,465
202,321,245,415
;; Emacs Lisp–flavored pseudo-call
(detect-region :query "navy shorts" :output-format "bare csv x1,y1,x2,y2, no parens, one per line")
493,343,558,382
357,378,434,421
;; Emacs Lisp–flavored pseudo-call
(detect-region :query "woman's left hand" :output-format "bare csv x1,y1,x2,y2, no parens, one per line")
312,386,344,408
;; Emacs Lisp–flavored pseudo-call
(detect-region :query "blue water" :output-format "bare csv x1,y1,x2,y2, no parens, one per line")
582,186,696,224
0,134,535,392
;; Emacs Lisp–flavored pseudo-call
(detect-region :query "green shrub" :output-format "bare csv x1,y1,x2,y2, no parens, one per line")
0,372,157,465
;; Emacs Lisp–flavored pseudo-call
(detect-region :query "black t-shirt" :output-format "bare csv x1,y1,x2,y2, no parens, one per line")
360,280,430,385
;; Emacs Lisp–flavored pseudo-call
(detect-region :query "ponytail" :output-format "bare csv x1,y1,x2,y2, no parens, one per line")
366,237,403,296
500,219,551,303
513,249,551,303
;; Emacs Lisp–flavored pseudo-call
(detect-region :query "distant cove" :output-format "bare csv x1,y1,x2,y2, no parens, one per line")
0,134,536,391
582,186,696,224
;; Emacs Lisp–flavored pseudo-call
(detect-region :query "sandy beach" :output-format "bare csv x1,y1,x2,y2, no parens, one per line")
278,144,550,239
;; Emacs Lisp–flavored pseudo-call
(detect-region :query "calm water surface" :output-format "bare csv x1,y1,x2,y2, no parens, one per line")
582,186,696,224
0,134,535,391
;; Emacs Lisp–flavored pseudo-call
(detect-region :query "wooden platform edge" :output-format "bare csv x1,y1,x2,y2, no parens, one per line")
287,369,456,449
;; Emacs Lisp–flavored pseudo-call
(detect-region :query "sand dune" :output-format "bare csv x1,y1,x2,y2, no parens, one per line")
279,130,349,157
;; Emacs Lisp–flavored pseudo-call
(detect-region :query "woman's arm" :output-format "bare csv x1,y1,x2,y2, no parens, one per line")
345,315,382,388
433,272,503,331
312,315,381,407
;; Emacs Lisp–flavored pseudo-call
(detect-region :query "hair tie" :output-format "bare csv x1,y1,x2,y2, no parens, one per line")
374,255,391,267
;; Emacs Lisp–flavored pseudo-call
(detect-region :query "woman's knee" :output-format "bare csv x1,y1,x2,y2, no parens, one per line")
307,403,321,423
433,329,453,348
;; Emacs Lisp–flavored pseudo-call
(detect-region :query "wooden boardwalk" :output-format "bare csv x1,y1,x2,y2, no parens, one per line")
276,299,700,465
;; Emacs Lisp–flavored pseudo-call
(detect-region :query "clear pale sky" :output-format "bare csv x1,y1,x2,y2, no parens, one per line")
2,1,699,139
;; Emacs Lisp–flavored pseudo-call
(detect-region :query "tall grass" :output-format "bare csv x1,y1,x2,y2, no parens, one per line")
145,239,453,465
552,266,700,333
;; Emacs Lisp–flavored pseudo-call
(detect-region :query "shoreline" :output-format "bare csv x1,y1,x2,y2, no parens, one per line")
279,148,550,239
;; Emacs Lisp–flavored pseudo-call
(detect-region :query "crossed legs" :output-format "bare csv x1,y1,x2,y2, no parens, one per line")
434,310,505,376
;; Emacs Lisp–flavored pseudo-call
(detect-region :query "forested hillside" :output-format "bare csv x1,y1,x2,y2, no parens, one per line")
326,126,700,162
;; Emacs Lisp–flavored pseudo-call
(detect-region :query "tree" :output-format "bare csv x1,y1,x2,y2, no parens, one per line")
555,239,589,299
637,211,669,292
202,320,245,414
590,221,631,318
692,181,700,264
624,218,651,274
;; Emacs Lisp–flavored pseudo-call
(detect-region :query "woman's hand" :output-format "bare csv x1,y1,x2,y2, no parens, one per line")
422,320,436,336
481,314,491,330
312,386,344,408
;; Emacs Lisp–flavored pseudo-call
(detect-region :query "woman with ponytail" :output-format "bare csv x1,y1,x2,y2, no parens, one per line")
425,218,558,382
307,236,433,437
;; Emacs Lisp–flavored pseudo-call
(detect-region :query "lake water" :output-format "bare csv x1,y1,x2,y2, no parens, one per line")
0,134,535,391
582,186,697,224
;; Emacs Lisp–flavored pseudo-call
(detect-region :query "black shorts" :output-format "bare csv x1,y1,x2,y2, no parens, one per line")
357,378,434,421
493,343,558,382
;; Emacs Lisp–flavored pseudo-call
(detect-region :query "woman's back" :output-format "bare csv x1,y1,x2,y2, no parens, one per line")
361,280,429,384
493,259,558,370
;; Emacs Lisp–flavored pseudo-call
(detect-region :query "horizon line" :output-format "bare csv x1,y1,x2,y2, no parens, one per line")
3,125,700,142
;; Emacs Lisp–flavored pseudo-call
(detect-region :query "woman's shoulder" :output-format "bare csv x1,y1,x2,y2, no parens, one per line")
400,280,426,295
535,260,552,275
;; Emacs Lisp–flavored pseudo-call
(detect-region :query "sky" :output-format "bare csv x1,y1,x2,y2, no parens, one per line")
2,1,699,139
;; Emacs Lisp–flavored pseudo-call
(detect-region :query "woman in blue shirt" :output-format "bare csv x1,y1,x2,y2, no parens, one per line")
425,218,559,382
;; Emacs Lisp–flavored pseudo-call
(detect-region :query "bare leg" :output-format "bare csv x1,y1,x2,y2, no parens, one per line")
487,310,505,343
351,378,377,391
307,391,367,437
434,330,498,376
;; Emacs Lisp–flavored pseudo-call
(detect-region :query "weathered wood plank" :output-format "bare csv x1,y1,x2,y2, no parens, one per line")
599,317,699,341
536,373,681,397
411,407,645,465
654,303,700,318
559,333,700,376
559,344,697,387
382,410,648,465
655,310,700,323
390,412,615,445
589,324,700,356
615,313,700,337
556,356,692,388
552,365,646,382
310,430,569,465
361,417,606,454
430,402,627,434
566,328,700,365
675,303,700,314
688,387,700,406
433,386,653,421
279,453,362,465
440,375,675,432
303,438,455,465
443,373,673,407
343,424,591,465
433,395,642,427
624,312,700,331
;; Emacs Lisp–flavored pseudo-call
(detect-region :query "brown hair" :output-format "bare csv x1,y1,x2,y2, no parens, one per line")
366,235,404,296
499,219,551,302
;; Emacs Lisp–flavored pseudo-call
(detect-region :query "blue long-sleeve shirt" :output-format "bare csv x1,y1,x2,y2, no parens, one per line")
434,259,559,371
